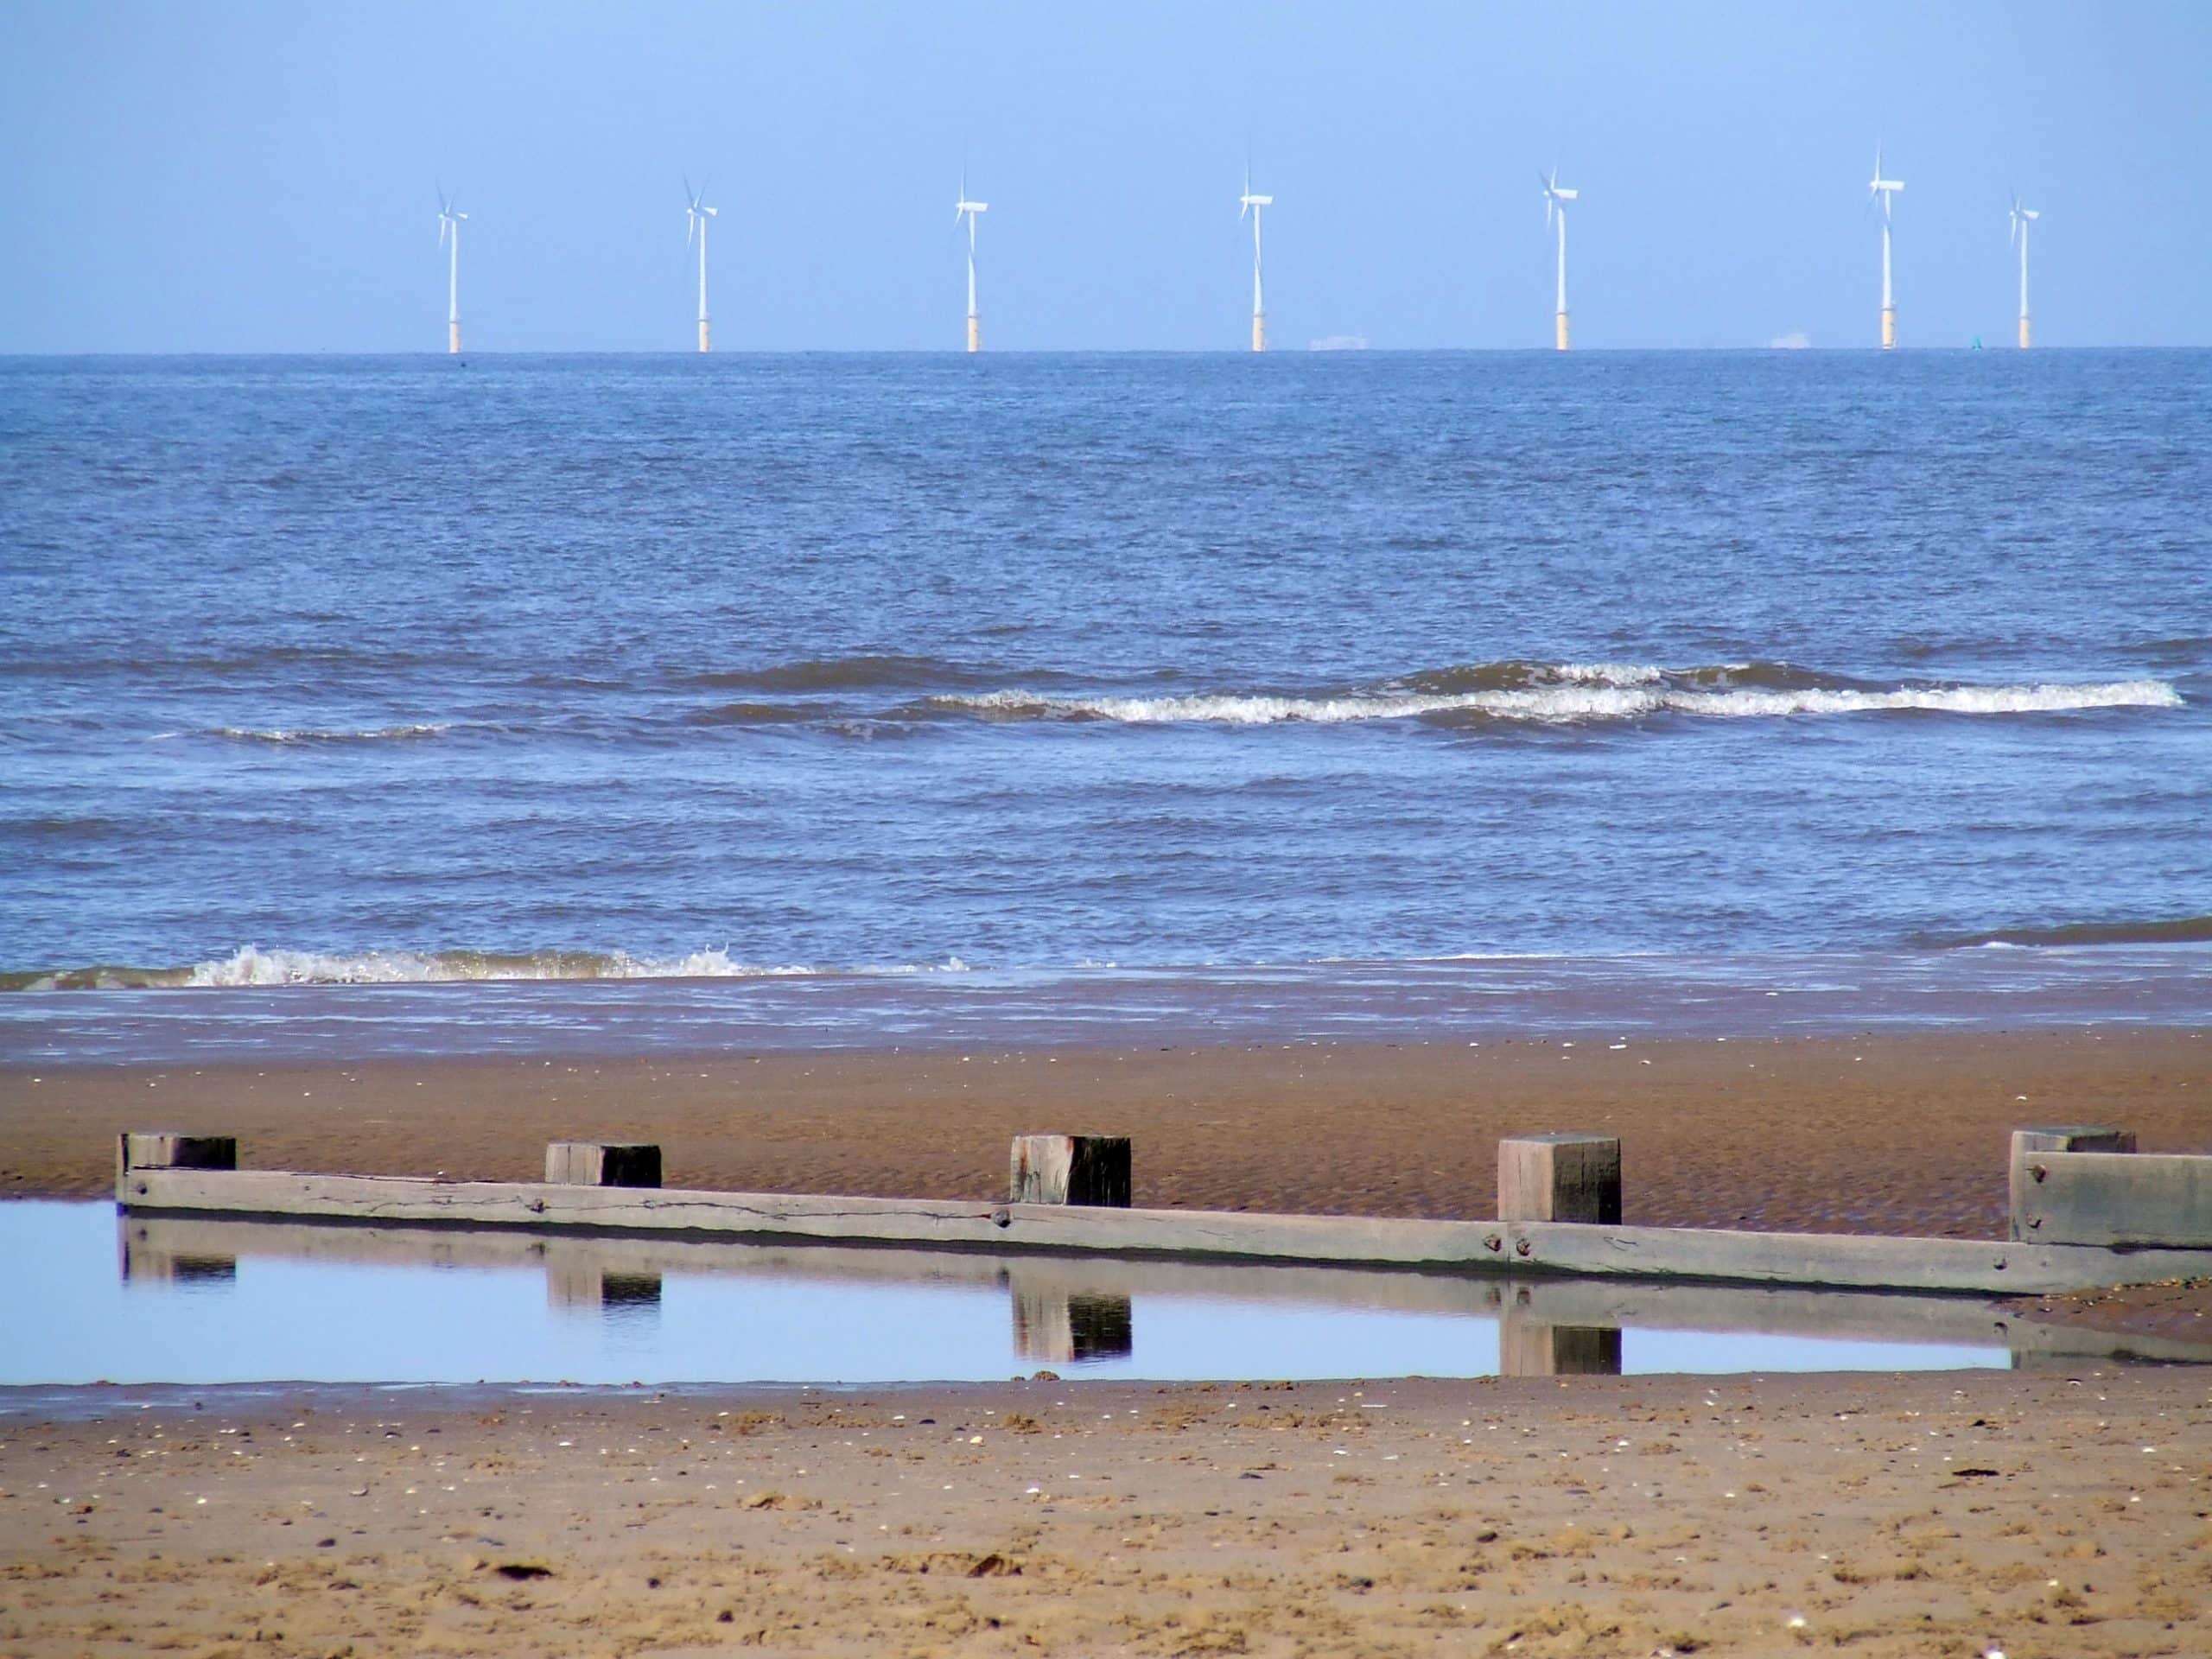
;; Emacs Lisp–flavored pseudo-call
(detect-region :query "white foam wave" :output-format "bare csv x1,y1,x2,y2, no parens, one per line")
935,678,2182,727
180,945,967,988
1553,662,1666,685
211,723,454,745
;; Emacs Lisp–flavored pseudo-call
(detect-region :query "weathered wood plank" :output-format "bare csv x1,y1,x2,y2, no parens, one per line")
2008,1127,2136,1240
116,1133,236,1182
115,1166,2212,1294
545,1141,662,1188
2012,1149,2212,1248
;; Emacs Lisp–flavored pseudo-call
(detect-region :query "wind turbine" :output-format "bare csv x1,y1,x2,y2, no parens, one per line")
1239,163,1273,353
954,170,988,353
686,176,717,353
437,185,467,354
1867,146,1904,349
1541,166,1578,351
2010,192,2041,349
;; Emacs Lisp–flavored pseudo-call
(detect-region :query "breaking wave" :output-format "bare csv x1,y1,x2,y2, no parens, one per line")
200,723,455,745
925,664,2183,728
0,946,975,992
1932,916,2212,950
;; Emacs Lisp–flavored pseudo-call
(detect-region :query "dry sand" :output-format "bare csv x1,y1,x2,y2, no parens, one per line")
3,1369,2209,1657
5,1027,2209,1238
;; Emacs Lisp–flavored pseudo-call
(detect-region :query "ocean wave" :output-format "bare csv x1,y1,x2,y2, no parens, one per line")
681,702,823,727
926,671,2183,728
1934,916,2212,950
685,654,1003,693
0,946,976,992
202,723,455,746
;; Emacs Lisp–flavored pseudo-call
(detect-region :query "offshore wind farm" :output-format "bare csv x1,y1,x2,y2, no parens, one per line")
439,148,2056,353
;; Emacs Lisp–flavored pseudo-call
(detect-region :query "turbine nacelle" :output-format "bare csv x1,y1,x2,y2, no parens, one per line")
2009,194,2040,248
1541,167,1576,229
1867,147,1904,220
955,199,988,220
684,175,717,246
1239,160,1272,220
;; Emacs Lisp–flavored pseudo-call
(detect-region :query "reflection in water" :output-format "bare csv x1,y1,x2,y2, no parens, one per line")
548,1250,664,1317
119,1224,237,1287
1499,1286,1625,1376
50,1206,2196,1386
1013,1286,1135,1363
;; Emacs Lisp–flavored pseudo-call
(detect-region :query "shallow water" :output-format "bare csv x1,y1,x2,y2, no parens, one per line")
0,1202,2055,1386
3,352,2209,1059
2,946,2207,1064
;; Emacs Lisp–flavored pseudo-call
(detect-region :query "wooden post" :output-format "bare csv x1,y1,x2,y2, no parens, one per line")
1009,1135,1131,1207
545,1142,662,1188
117,1133,237,1189
2009,1127,2135,1242
1498,1133,1621,1224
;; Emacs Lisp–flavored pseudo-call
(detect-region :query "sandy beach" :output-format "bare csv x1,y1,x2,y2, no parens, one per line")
6,1027,2206,1236
3,1367,2208,1657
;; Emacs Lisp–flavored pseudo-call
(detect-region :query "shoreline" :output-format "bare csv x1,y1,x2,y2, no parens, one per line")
6,945,2212,1068
4,1369,2208,1656
6,1027,2206,1236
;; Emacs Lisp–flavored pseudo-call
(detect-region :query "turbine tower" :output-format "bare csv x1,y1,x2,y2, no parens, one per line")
2010,193,2040,350
1868,146,1904,349
1541,167,1578,351
437,186,467,354
954,171,988,353
1239,164,1273,353
686,177,717,353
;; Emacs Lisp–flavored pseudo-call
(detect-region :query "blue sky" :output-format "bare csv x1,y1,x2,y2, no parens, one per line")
3,1,2207,351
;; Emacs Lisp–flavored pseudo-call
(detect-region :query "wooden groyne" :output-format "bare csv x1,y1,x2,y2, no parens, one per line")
114,1125,2212,1298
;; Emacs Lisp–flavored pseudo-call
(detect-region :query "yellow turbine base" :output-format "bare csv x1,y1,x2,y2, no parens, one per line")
2018,316,2031,351
1251,314,1266,353
1555,312,1571,353
448,321,461,355
967,315,980,353
1880,308,1897,351
698,319,712,353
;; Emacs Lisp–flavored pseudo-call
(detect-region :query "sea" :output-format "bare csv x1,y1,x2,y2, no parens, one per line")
3,350,2208,1064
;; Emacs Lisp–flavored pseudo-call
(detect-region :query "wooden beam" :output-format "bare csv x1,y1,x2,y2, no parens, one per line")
2012,1149,2212,1248
115,1166,2212,1295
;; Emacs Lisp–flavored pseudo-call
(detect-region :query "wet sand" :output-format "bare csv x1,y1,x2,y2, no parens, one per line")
3,1369,2208,1657
4,1027,2207,1236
